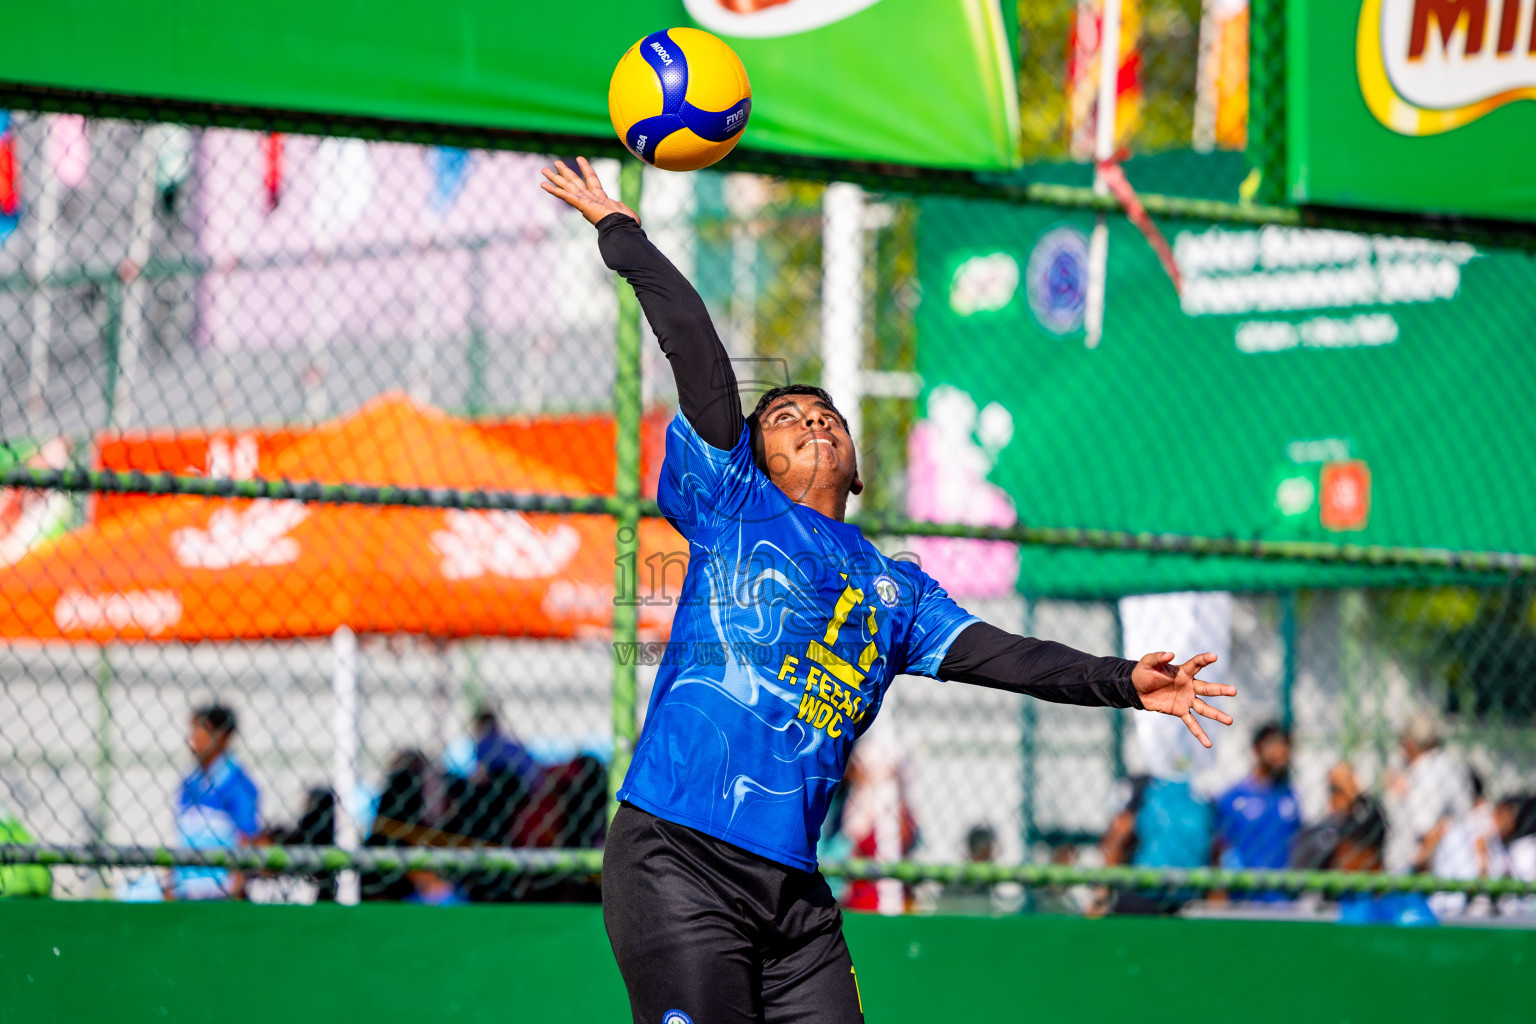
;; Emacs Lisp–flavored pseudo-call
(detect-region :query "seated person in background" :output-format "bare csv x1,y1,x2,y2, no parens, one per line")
1333,791,1435,927
927,824,1028,916
251,787,338,904
1213,723,1301,900
1384,713,1472,874
467,704,543,845
1290,761,1362,871
1101,773,1213,915
1495,795,1536,918
170,703,259,900
1428,771,1502,917
365,749,462,904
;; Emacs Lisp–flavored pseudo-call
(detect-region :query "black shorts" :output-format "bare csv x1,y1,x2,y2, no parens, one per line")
603,803,865,1024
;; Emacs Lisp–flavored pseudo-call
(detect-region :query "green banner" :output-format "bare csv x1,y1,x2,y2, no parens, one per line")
916,183,1536,597
2,0,1018,171
1288,0,1536,222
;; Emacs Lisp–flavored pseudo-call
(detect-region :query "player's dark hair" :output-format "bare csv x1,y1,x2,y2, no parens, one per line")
745,385,851,474
193,703,237,737
1252,721,1290,749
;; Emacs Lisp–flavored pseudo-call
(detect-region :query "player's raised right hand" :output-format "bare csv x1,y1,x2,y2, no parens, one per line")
540,157,639,228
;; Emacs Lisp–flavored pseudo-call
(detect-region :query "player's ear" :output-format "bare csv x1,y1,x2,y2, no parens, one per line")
850,472,864,497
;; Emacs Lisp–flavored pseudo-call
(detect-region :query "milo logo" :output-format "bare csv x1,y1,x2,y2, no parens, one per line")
1359,0,1536,135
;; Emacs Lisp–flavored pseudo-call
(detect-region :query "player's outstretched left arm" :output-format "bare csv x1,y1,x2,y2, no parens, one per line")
939,623,1234,748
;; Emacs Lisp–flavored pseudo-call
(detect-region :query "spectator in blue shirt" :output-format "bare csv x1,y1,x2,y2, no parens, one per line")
170,703,260,900
470,704,540,791
1215,722,1301,880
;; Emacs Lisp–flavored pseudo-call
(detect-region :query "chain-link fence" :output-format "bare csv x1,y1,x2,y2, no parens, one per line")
3,2,1536,921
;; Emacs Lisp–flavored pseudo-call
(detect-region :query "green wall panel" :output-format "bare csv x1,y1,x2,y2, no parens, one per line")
1,901,1531,1023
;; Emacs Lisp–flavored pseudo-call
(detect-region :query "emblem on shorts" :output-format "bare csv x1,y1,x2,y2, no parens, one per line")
874,575,900,608
662,1013,694,1024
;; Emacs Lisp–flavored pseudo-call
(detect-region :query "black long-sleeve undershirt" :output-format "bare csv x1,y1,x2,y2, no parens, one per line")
595,213,1142,711
598,213,743,451
939,621,1143,709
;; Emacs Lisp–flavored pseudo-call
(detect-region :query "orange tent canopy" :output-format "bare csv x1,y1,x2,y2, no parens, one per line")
93,404,670,523
0,395,681,643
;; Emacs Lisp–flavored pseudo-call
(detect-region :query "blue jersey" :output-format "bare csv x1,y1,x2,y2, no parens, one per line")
174,754,259,899
618,415,977,871
1214,776,1300,870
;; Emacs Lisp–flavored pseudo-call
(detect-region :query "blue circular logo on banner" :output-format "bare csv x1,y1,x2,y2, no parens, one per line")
1025,226,1090,335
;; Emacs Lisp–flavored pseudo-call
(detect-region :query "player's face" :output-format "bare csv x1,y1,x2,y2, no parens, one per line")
756,396,861,502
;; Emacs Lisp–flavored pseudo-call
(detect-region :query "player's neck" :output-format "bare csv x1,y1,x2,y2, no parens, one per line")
790,488,848,522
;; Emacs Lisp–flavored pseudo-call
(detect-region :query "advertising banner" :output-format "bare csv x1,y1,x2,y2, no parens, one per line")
2,0,1019,171
916,194,1536,596
1289,0,1536,221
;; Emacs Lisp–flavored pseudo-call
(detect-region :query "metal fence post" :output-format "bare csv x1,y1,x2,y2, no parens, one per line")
609,159,645,821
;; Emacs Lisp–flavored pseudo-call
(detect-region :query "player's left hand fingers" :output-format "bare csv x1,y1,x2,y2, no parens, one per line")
1191,697,1232,726
1195,681,1237,698
541,165,580,194
576,156,606,193
552,159,588,192
1182,710,1213,749
1179,652,1218,680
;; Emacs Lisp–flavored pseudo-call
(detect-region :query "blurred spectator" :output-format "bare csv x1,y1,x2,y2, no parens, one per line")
967,823,998,863
459,704,542,846
1101,773,1212,915
1384,713,1472,874
0,799,51,897
838,742,918,913
1213,723,1301,884
1496,795,1536,918
1428,772,1502,917
1333,792,1436,927
471,704,541,791
170,703,259,900
924,824,1026,915
364,748,461,904
286,787,338,847
1289,761,1364,871
246,788,338,905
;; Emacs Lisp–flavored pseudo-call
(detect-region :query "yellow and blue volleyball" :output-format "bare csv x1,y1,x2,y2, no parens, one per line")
609,28,751,172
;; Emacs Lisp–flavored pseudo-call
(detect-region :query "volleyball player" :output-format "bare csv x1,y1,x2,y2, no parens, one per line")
542,157,1235,1024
